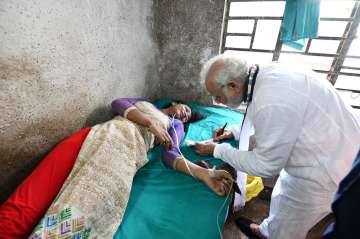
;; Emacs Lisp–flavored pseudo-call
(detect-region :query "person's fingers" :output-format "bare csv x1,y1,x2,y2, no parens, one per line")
194,143,202,155
225,175,233,183
214,127,221,133
224,184,229,194
217,180,229,194
160,132,171,148
163,138,169,148
215,170,232,181
165,131,172,141
163,132,170,141
210,180,225,196
194,143,203,151
215,133,231,141
220,183,225,194
161,139,168,149
194,143,200,154
160,134,171,150
214,185,221,196
224,181,231,193
212,128,221,139
222,178,231,189
221,170,233,181
196,150,204,156
227,182,232,192
195,143,212,156
215,134,225,141
219,185,225,196
214,135,224,142
168,137,174,148
165,135,173,148
215,133,231,142
166,136,172,148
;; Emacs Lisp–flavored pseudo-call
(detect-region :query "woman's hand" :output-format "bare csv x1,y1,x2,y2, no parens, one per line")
149,122,173,150
213,128,234,142
201,169,233,196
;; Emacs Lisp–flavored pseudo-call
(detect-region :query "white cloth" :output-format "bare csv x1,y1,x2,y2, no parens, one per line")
228,114,255,209
258,170,332,238
214,63,360,239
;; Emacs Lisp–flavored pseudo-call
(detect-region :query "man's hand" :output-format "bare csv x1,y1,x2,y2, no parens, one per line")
201,169,233,196
213,128,234,142
194,142,217,156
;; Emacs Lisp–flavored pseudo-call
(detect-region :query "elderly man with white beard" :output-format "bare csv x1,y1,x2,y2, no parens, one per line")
194,54,360,239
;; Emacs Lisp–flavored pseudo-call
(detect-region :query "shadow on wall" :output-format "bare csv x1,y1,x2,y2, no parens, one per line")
142,54,161,101
0,0,223,203
0,0,161,203
153,0,224,105
0,153,47,204
84,105,113,128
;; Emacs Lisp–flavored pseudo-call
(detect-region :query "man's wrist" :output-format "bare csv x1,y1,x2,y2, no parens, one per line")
213,144,221,158
209,144,216,156
227,125,239,140
213,143,229,159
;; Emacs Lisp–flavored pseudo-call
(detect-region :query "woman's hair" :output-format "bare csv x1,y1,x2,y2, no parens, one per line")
162,101,206,131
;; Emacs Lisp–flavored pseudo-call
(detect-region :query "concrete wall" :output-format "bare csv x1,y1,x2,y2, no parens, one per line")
0,0,159,201
0,0,225,202
154,0,224,103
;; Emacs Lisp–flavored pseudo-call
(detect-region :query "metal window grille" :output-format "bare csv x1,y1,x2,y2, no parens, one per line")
220,0,360,109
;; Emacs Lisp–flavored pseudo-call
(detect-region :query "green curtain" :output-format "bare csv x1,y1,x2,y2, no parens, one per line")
280,0,321,50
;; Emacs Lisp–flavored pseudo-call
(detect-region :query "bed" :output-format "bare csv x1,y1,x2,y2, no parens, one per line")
114,100,244,239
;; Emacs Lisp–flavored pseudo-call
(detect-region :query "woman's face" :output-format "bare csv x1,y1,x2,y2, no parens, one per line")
170,103,192,123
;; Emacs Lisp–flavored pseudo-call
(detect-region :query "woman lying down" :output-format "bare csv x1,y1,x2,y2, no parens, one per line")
29,98,233,238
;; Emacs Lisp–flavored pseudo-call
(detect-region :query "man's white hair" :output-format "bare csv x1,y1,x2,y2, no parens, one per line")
200,54,249,87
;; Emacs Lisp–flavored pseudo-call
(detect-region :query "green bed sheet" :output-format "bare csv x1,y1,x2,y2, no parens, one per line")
114,100,244,239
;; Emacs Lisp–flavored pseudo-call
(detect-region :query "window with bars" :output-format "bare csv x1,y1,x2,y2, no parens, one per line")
220,0,360,109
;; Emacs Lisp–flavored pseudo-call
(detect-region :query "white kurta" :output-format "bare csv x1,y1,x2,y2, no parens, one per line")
214,63,360,239
228,113,255,209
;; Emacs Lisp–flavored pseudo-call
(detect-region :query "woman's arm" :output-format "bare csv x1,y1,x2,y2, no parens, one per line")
112,98,154,127
165,119,232,196
111,98,146,118
111,98,173,149
175,159,232,196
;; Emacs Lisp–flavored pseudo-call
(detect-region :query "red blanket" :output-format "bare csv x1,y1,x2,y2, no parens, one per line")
0,128,91,239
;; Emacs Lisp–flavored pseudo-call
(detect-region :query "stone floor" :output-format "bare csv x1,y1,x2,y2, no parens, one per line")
223,197,269,239
222,196,334,239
